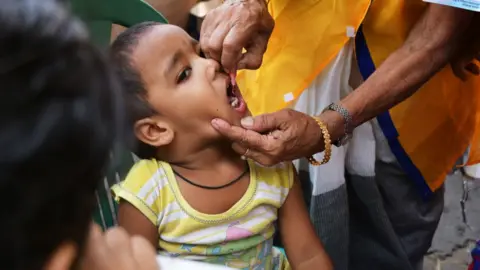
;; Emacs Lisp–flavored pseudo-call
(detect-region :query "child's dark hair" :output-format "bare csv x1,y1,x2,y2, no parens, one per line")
0,0,121,269
110,21,162,159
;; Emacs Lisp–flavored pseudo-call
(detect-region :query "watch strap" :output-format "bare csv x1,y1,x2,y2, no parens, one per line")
323,103,352,146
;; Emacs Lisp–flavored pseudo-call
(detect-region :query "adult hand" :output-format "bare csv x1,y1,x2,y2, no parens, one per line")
200,0,274,72
212,109,339,166
451,14,480,81
80,224,159,270
451,51,480,81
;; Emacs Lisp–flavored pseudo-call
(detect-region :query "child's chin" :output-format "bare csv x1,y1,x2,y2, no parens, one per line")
216,105,251,127
226,114,244,127
233,107,251,123
244,109,252,117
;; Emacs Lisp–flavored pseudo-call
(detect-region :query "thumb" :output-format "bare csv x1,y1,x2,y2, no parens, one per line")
241,113,280,133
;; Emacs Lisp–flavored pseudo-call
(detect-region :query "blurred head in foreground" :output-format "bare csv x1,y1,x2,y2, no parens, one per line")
0,0,120,269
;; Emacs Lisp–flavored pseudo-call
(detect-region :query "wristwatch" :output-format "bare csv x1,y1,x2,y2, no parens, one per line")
322,103,353,146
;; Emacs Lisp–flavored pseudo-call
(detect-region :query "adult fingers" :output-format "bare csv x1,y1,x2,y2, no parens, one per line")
79,224,108,270
104,227,131,249
232,142,277,166
451,62,467,81
84,223,107,257
131,236,158,270
236,13,274,70
232,143,263,163
206,23,232,63
87,223,103,243
221,24,250,72
231,142,249,156
199,12,212,47
211,119,268,149
237,39,267,69
104,227,136,268
199,12,220,60
466,62,480,75
240,111,284,133
84,223,105,256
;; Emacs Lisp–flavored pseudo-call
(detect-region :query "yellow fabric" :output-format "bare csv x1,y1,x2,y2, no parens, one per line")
112,159,293,269
238,0,480,193
237,0,371,115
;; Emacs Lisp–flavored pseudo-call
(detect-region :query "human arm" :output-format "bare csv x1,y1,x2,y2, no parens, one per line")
279,171,332,269
338,5,474,128
117,201,160,248
450,12,480,80
211,4,474,166
111,160,163,249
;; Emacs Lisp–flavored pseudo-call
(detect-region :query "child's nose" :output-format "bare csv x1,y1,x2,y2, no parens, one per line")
209,58,221,72
205,58,222,79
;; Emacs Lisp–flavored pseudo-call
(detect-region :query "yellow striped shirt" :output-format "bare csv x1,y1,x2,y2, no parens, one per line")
112,159,292,269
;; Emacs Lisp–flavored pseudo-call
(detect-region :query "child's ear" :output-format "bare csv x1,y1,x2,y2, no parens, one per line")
134,117,174,147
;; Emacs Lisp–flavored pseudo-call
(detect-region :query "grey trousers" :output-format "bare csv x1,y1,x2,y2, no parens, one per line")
304,160,444,270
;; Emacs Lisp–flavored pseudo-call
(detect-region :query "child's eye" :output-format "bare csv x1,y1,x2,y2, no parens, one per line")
177,67,192,83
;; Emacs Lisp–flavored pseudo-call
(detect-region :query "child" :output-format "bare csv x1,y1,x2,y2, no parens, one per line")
0,0,158,269
110,22,333,270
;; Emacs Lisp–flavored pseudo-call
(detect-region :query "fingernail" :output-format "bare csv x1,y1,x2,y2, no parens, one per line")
211,119,221,128
211,118,228,129
241,117,254,127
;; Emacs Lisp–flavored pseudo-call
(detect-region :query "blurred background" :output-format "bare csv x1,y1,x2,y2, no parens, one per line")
110,0,222,41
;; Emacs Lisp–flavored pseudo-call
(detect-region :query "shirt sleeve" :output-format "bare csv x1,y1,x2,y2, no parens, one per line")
111,159,165,226
276,162,295,206
286,162,295,189
253,161,295,207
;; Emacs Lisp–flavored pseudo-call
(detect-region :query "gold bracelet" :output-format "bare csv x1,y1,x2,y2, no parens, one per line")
306,117,332,166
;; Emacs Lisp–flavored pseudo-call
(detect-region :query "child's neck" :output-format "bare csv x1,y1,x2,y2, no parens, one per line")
166,141,245,172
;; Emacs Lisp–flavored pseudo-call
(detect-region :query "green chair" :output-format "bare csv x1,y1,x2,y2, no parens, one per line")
69,0,167,230
70,0,168,46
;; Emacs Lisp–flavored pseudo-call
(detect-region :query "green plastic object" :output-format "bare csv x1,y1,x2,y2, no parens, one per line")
93,152,140,230
70,0,168,46
69,0,167,229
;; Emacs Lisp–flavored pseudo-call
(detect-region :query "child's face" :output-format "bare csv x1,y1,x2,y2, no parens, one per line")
133,25,248,141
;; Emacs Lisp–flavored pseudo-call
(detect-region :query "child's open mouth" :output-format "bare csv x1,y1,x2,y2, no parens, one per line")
226,78,247,115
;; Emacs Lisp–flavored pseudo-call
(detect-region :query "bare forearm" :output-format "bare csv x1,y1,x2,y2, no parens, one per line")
340,5,473,128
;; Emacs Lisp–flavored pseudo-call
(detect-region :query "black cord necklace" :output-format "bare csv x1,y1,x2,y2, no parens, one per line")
172,162,250,190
